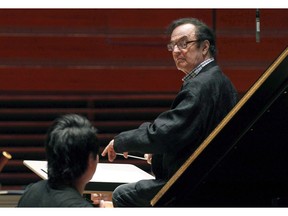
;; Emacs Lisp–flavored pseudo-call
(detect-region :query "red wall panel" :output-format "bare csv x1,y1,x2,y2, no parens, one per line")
0,67,183,92
0,9,287,94
216,9,288,92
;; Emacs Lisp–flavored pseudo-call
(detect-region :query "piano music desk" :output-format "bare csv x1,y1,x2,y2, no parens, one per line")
23,160,155,203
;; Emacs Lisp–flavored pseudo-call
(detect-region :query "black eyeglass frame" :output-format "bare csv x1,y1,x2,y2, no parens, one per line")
167,38,200,52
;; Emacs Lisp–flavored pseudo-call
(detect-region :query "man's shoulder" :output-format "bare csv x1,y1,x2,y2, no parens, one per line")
25,179,48,191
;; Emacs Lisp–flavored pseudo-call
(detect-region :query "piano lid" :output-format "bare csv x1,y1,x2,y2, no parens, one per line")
151,47,288,207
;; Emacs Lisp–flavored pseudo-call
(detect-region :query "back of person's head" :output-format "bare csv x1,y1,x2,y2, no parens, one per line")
45,114,99,187
167,17,216,57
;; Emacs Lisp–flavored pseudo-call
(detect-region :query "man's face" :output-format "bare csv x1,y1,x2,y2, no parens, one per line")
169,23,205,74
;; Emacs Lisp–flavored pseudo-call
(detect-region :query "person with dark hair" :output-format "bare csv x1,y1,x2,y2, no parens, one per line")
18,114,100,207
101,17,239,207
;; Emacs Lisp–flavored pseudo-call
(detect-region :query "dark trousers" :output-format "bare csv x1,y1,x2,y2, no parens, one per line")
112,179,166,207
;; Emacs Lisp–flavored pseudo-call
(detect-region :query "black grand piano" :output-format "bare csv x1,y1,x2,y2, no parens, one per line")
151,47,288,207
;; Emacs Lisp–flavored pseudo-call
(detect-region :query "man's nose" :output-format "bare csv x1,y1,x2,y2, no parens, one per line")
172,45,181,52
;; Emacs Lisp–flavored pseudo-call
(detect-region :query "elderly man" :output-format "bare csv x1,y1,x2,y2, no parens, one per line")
102,17,238,207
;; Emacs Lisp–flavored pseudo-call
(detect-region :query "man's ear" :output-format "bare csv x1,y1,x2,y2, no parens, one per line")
88,153,98,166
202,40,210,56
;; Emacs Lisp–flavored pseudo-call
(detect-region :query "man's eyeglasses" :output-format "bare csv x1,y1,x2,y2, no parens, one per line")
167,37,199,52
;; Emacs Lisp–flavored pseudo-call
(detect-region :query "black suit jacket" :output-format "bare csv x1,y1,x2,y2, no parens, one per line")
114,61,238,180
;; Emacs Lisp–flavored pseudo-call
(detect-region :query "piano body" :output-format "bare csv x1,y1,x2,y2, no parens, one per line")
151,47,288,207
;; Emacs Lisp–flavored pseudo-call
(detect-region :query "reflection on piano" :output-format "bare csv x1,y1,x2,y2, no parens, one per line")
151,47,288,207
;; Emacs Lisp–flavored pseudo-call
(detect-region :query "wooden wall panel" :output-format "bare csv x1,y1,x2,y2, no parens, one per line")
216,9,288,93
1,9,287,94
0,9,212,93
0,9,212,30
0,36,171,62
0,68,183,92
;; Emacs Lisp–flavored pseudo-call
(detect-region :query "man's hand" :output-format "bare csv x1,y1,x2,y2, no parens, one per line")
144,154,152,164
101,139,116,162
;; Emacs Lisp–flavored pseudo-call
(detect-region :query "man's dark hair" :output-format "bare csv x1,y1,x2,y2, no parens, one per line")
45,114,99,187
167,17,216,57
